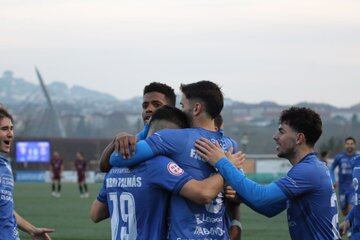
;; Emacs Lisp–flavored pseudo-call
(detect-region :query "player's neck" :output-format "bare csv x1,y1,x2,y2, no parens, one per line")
289,145,314,165
191,116,216,131
346,151,355,156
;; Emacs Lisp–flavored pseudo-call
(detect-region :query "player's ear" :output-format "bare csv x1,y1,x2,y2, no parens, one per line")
296,132,306,145
192,102,202,116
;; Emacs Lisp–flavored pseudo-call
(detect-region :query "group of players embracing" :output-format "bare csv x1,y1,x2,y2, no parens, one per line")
90,81,342,240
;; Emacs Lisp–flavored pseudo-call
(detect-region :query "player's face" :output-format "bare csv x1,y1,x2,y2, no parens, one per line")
0,117,14,154
273,123,298,159
180,94,194,119
142,92,168,124
53,151,60,158
345,139,356,155
76,152,83,159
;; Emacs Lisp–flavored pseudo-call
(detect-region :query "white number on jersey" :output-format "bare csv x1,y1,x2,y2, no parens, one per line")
109,192,138,240
330,192,340,239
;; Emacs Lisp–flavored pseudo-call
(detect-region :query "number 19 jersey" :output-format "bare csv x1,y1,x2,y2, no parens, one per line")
97,156,192,240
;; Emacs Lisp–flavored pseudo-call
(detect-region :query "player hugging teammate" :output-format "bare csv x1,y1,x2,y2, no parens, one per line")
91,81,345,240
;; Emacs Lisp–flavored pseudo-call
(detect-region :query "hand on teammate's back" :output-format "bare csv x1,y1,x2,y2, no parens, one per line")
225,148,245,169
224,185,242,204
195,138,226,166
114,132,137,159
195,137,246,168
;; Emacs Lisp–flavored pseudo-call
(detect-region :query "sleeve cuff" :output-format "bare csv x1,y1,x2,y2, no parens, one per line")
97,195,107,204
173,176,193,194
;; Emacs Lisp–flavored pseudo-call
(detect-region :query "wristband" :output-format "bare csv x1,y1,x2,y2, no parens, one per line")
231,219,243,231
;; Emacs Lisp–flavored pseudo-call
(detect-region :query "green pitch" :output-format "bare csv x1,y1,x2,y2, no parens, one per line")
14,183,291,240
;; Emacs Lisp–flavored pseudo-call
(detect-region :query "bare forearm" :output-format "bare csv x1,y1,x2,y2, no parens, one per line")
90,200,109,223
227,201,241,221
201,174,225,198
227,202,242,240
99,142,115,172
180,174,224,204
14,211,36,234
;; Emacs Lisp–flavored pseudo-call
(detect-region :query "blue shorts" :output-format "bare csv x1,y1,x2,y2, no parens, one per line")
339,190,354,210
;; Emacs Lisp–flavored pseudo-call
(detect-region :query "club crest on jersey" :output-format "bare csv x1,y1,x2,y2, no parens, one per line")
167,162,184,176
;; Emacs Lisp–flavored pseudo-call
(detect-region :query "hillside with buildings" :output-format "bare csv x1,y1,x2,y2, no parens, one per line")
1,70,359,154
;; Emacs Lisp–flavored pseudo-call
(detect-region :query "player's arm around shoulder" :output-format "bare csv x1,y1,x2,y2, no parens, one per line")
147,155,223,205
179,174,224,205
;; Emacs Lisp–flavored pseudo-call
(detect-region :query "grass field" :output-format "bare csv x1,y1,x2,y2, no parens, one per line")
14,183,292,240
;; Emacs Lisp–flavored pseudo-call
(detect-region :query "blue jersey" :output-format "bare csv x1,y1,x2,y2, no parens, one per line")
0,155,19,240
145,128,236,240
97,156,192,240
331,152,355,193
275,153,340,240
349,166,360,239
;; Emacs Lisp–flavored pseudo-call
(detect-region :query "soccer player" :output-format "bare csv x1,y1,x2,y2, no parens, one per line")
99,82,176,172
330,137,358,216
90,106,237,239
195,107,340,240
50,151,63,197
74,151,89,198
110,81,242,239
340,156,360,239
0,107,54,239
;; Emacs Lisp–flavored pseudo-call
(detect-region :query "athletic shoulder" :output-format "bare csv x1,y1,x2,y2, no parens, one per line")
334,152,345,160
145,155,173,165
289,155,322,179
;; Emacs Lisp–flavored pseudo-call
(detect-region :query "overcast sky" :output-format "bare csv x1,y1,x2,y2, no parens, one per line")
1,0,359,107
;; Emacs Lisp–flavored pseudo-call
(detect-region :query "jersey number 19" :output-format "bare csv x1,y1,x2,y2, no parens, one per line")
109,192,137,240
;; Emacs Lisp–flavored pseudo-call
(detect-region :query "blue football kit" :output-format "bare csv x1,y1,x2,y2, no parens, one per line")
0,155,19,240
330,152,356,210
97,156,192,240
214,152,340,240
346,165,360,239
110,128,237,239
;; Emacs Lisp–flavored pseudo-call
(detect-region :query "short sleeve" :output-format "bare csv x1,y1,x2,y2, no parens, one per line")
97,175,108,204
146,157,192,194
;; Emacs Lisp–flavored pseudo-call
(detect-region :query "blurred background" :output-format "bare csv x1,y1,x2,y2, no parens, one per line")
1,0,359,239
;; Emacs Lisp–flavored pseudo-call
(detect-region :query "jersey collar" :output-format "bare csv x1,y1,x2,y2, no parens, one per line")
298,152,317,163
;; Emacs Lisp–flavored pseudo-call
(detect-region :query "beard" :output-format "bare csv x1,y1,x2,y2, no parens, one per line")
277,147,296,160
346,147,355,154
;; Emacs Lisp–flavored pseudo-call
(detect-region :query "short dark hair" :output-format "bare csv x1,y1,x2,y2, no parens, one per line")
0,107,13,122
345,137,356,144
214,114,223,130
143,82,176,107
180,81,223,119
320,150,328,158
149,105,190,129
279,107,322,146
